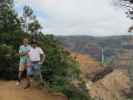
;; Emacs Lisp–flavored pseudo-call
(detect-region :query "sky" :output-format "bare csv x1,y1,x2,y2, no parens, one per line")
15,0,133,36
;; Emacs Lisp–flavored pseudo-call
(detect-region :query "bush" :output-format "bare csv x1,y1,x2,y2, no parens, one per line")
62,82,91,100
0,44,18,79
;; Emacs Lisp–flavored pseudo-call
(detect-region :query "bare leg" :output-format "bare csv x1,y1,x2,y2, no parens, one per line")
16,71,23,86
24,66,32,89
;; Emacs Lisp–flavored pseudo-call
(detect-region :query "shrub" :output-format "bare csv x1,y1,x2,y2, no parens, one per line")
0,44,18,79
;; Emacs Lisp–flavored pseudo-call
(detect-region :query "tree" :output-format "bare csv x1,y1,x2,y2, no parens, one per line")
0,0,21,33
119,0,133,19
28,19,42,39
20,6,33,32
20,6,42,39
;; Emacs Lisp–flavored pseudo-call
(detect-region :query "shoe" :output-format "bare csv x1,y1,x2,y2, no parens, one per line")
24,83,31,89
30,79,33,82
16,82,20,86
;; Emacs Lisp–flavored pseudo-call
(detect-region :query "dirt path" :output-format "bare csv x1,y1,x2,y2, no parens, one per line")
0,81,67,100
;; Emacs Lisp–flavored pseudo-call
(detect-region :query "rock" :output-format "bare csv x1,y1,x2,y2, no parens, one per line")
89,70,129,100
89,67,113,82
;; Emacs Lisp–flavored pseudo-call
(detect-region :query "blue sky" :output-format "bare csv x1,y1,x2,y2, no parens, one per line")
14,0,133,36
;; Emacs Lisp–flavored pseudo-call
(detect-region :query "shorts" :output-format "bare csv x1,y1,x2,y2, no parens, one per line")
19,58,31,71
27,61,41,76
19,64,25,71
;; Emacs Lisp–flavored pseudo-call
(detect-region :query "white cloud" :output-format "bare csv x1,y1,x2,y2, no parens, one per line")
15,0,133,36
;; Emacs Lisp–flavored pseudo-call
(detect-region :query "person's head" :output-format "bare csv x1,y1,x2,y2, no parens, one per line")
31,40,38,48
23,38,29,46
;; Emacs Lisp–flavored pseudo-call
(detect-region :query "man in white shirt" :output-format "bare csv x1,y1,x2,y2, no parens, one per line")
26,40,45,88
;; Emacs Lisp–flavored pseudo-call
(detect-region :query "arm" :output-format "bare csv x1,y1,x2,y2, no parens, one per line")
19,52,28,56
40,54,46,64
19,46,24,56
39,48,46,64
18,46,29,56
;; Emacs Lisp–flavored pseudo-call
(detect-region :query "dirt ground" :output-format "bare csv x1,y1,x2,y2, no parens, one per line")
0,81,67,100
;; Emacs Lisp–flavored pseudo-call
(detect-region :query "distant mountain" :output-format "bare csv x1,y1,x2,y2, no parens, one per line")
56,35,130,62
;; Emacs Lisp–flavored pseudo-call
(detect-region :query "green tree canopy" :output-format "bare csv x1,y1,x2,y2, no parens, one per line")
20,5,42,40
0,0,21,33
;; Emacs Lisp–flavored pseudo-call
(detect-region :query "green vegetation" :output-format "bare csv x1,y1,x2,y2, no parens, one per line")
0,0,91,99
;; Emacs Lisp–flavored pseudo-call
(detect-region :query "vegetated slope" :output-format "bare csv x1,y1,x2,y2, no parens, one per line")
0,81,67,100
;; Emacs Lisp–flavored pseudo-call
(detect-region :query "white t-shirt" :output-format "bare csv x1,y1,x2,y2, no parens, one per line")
29,47,44,62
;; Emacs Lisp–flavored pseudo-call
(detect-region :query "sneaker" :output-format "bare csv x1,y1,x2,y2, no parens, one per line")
24,82,31,89
30,79,33,82
16,82,20,86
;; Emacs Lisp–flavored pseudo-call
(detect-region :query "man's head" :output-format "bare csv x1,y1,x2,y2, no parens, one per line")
23,38,29,46
31,40,38,48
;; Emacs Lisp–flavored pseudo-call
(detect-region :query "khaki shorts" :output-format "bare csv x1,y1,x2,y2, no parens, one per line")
19,64,26,71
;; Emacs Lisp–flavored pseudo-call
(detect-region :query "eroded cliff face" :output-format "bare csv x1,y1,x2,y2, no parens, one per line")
70,51,130,100
89,70,129,100
71,53,129,100
71,52,102,79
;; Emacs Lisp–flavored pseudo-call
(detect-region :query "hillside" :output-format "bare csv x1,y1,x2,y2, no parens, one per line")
57,35,129,61
70,52,102,80
69,52,130,100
